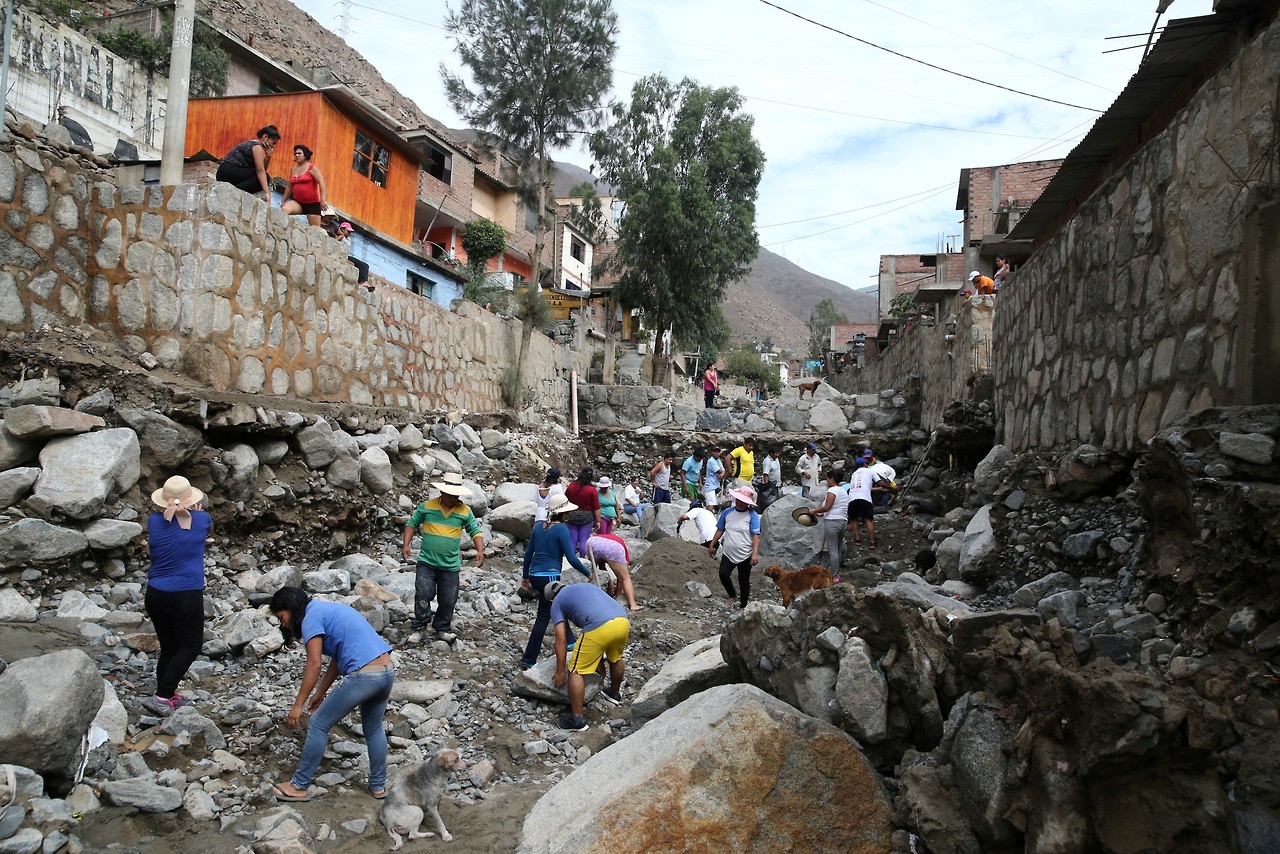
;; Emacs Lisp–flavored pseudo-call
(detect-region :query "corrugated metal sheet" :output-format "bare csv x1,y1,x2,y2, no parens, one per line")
1007,8,1255,242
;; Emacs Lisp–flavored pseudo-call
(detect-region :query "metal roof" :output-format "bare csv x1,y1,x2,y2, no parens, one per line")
1006,7,1257,242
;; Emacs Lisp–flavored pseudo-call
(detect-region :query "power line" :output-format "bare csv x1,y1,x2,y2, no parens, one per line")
349,2,447,30
758,183,953,228
763,187,953,246
756,0,1105,113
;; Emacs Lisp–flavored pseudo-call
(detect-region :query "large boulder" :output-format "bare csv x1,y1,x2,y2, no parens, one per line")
511,658,601,706
632,635,733,726
461,479,489,516
487,501,536,541
519,683,893,853
295,419,340,469
0,650,104,794
0,518,88,564
327,453,362,490
430,423,461,453
958,503,997,581
28,429,140,520
425,447,463,475
834,636,888,743
807,400,848,433
972,444,1015,504
759,492,822,565
1055,444,1126,500
640,502,686,542
2,405,104,439
0,421,39,469
116,408,203,467
773,405,808,433
359,447,393,494
221,443,260,502
492,482,540,508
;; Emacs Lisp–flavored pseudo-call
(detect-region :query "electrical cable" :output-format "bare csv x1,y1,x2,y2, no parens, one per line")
758,183,953,228
756,0,1104,112
763,187,953,246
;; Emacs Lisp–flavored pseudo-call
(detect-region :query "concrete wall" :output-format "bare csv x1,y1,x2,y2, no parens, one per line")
9,9,166,157
991,14,1280,452
0,137,584,414
828,293,994,431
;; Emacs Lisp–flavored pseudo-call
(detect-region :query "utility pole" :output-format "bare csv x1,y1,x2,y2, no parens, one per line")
159,0,195,185
0,0,16,139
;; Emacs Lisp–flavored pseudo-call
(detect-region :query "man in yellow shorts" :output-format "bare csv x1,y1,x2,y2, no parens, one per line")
546,580,630,732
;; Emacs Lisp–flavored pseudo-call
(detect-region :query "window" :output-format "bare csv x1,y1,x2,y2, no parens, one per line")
407,271,435,300
353,130,390,188
570,237,585,263
415,139,452,185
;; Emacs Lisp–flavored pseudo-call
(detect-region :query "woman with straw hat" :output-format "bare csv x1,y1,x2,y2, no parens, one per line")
142,475,212,716
519,493,591,669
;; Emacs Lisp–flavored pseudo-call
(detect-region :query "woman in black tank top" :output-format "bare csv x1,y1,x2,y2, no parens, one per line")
215,124,280,197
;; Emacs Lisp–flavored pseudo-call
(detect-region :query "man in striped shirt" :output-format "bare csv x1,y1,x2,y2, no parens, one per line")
401,472,483,643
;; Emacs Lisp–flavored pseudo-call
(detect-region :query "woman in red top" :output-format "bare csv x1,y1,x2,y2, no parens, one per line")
281,145,328,226
562,468,601,558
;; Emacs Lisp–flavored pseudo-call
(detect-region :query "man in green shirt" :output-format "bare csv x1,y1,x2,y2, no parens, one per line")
401,472,483,642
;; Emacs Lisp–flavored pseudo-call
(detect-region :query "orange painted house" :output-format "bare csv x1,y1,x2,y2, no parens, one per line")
185,89,423,244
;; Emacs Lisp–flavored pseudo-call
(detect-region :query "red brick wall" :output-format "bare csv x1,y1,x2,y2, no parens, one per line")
962,159,1062,243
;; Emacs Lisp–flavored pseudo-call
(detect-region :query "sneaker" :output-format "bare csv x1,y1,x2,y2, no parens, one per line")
556,714,588,732
434,630,458,643
168,695,191,712
565,640,576,652
142,695,175,716
832,576,841,584
600,687,623,707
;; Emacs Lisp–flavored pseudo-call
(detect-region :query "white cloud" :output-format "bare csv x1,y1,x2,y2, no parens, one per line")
289,0,1213,288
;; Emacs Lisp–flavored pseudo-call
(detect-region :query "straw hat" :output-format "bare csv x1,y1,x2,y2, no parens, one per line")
151,475,204,510
431,471,469,497
727,485,757,507
791,506,818,527
546,493,579,516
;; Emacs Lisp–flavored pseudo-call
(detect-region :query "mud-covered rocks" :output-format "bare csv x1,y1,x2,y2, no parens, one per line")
520,683,893,854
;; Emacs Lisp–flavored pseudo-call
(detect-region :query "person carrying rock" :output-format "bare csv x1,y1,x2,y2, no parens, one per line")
707,485,762,610
796,442,822,498
519,493,591,670
757,445,783,510
269,586,394,802
402,472,483,643
546,581,631,731
142,475,212,716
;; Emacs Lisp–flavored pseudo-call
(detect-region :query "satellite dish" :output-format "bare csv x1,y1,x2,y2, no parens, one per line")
58,116,92,148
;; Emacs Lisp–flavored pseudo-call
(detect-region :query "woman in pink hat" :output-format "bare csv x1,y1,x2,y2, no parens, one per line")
143,475,213,716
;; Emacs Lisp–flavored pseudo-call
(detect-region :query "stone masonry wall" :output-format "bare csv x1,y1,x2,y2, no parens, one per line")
0,136,585,414
828,294,994,431
991,13,1280,452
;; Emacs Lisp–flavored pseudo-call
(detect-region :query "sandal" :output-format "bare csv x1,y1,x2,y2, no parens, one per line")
272,783,314,803
868,542,877,550
370,787,387,800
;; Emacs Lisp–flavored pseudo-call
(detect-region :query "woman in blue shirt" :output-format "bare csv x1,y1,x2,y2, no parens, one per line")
269,586,394,802
519,493,591,669
143,476,213,716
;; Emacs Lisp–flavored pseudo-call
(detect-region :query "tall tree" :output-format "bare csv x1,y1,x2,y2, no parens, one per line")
590,75,765,384
807,297,848,362
442,0,618,406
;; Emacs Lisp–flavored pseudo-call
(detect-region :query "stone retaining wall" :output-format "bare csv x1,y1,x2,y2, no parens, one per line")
0,137,585,414
991,13,1280,452
828,295,994,431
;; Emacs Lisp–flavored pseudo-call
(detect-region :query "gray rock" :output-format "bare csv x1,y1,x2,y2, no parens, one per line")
1003,489,1026,511
221,443,259,502
430,423,461,452
773,405,808,433
511,658,601,705
0,467,38,510
519,683,892,853
871,581,972,614
356,425,401,454
116,409,203,467
57,590,109,620
1055,444,1123,499
973,444,1015,503
1036,589,1085,628
398,424,425,452
29,428,140,520
83,518,144,550
425,447,463,475
0,650,104,791
952,703,1015,845
91,679,128,746
806,400,847,433
479,428,508,450
0,804,25,841
158,706,226,750
184,787,218,821
940,580,978,599
327,553,383,583
958,504,996,580
0,423,39,470
759,493,822,565
1062,530,1105,559
73,389,115,417
2,405,104,439
1091,634,1139,663
295,419,340,469
1114,612,1160,640
1145,593,1167,615
0,588,37,622
0,828,41,853
0,518,88,564
491,482,539,508
834,636,887,743
252,439,290,465
641,502,687,543
695,408,734,431
460,479,489,516
255,564,302,593
631,636,732,726
303,569,351,594
390,680,453,705
100,779,182,813
326,455,362,490
1219,431,1274,465
359,447,393,494
10,378,60,407
487,501,536,541
217,611,273,651
935,533,963,581
1013,571,1077,607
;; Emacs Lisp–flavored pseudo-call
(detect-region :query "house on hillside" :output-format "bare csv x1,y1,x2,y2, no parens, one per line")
956,158,1062,277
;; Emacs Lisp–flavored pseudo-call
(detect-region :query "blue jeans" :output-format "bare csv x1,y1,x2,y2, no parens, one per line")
292,666,394,790
521,576,575,666
413,563,460,632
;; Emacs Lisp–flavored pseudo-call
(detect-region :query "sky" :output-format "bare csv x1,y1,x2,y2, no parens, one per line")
287,0,1215,292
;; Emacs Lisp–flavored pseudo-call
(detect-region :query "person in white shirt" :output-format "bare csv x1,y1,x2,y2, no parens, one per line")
847,460,877,550
533,467,564,523
620,476,649,524
650,452,675,504
707,486,762,609
758,446,782,509
677,507,718,546
795,443,822,498
862,449,898,506
812,469,853,578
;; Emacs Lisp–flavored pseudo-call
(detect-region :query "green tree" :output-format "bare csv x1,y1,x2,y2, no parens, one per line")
442,0,618,403
95,20,229,98
591,75,765,384
723,349,782,396
806,297,848,361
674,304,731,368
460,218,508,305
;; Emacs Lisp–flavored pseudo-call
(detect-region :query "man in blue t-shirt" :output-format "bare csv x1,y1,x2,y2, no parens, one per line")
545,581,630,732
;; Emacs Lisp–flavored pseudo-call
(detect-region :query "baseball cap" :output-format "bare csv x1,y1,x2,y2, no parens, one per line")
806,442,817,451
339,222,354,232
968,271,980,281
862,450,875,458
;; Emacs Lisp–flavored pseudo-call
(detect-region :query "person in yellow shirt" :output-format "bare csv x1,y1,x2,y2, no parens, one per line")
726,437,756,489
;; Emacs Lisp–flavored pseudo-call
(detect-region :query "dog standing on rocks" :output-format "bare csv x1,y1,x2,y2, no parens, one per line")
380,748,468,849
765,564,834,607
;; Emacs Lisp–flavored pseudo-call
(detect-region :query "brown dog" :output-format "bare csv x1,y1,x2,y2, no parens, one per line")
796,380,821,399
381,748,469,849
765,564,835,607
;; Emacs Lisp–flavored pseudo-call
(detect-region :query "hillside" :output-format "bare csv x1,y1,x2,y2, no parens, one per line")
723,248,878,353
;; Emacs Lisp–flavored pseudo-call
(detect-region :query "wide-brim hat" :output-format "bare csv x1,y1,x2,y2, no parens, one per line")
792,507,818,527
728,486,757,507
151,475,205,510
431,471,469,497
546,493,579,516
596,476,612,489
